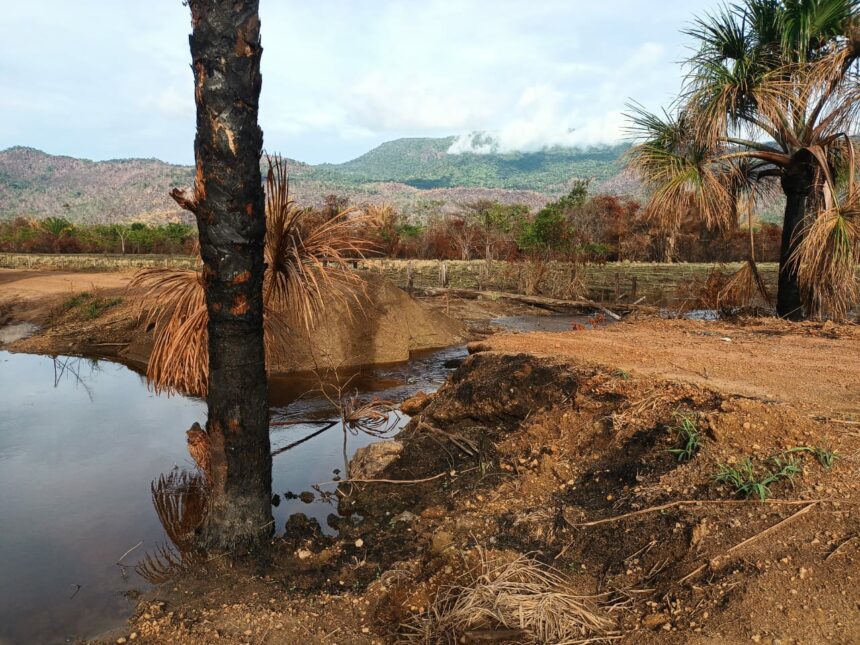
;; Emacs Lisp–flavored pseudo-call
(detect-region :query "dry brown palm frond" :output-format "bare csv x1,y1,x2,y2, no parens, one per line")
343,394,399,437
402,549,615,644
792,192,860,319
130,154,371,395
264,154,378,332
149,469,208,547
130,268,209,396
719,259,773,309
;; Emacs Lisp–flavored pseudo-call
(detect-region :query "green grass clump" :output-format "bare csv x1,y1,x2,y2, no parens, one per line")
782,445,839,470
63,291,92,309
63,291,122,319
714,455,802,501
668,414,701,462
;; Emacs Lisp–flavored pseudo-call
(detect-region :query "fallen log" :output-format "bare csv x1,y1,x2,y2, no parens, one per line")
418,287,623,317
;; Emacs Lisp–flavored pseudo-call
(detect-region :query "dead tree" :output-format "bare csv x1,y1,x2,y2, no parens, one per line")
172,0,272,549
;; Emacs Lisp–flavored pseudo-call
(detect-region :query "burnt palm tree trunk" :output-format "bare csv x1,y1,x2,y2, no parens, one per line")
777,152,815,320
173,0,272,549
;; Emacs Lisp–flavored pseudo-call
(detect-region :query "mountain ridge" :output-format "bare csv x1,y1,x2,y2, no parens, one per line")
0,137,637,223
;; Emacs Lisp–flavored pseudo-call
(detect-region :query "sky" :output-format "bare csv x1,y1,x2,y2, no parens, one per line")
0,0,718,165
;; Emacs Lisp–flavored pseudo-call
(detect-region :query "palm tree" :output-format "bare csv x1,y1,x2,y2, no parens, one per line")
167,0,271,549
627,0,859,319
131,155,373,397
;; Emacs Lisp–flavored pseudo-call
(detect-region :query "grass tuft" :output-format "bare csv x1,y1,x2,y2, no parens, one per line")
63,291,122,319
668,413,702,462
715,455,802,501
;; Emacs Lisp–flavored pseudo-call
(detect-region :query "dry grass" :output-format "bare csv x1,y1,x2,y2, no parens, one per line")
342,394,399,437
403,549,614,644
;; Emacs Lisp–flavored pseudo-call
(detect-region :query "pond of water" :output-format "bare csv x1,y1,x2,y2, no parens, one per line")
0,344,468,645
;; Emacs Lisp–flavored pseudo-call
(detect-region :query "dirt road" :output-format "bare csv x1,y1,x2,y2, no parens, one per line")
484,317,860,418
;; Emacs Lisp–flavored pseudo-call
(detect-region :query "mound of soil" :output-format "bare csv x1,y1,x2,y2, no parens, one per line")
1,269,467,374
114,351,860,644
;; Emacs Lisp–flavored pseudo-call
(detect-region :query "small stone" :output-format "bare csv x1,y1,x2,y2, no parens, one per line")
116,639,127,645
355,538,364,548
430,530,455,555
394,510,417,523
642,613,670,629
751,635,762,643
296,549,312,560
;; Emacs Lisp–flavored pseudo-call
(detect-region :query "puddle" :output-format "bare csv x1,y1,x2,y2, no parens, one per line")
0,321,39,344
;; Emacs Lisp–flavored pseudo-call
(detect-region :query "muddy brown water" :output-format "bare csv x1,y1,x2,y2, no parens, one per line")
0,313,595,644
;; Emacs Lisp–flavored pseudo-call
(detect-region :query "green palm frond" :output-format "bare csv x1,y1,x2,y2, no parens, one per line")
626,103,735,231
782,0,859,61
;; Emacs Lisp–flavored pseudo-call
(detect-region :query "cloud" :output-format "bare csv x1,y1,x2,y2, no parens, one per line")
0,0,714,163
447,42,667,154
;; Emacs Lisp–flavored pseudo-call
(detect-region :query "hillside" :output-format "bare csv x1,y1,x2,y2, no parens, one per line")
0,139,637,223
0,146,193,224
308,137,630,191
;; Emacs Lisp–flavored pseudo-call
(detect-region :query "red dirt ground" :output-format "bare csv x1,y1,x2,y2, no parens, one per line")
482,317,860,419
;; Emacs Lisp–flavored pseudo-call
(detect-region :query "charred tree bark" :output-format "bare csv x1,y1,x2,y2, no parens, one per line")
777,151,815,321
173,0,272,549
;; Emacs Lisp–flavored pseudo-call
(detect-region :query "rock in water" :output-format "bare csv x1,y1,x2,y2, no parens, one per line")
349,441,403,479
401,391,431,415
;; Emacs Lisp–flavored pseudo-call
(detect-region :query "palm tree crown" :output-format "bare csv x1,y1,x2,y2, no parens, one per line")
627,0,859,319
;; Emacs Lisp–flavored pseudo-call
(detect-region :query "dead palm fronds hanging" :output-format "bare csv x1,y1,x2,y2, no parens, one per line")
719,160,775,309
130,154,375,396
792,189,860,317
263,154,376,330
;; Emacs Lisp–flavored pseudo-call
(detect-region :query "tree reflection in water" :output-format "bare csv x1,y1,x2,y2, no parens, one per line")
136,468,208,584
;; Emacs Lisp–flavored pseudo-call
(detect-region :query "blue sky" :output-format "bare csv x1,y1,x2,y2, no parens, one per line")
0,0,717,165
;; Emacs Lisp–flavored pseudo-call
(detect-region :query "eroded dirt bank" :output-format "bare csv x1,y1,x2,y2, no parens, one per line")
109,352,860,644
0,268,467,373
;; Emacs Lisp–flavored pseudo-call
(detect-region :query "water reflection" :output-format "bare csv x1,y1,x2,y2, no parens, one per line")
0,344,462,644
137,469,208,584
